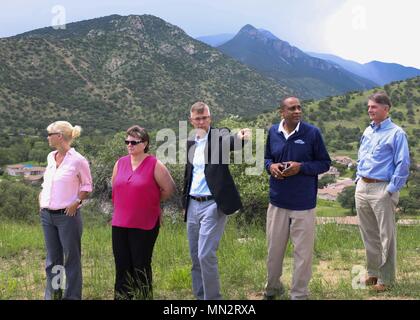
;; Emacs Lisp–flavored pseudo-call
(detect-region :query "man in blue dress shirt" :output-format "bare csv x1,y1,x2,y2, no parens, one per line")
356,92,410,292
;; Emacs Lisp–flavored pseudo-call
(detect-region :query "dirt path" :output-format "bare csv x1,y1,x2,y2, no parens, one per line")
43,39,96,90
316,216,420,225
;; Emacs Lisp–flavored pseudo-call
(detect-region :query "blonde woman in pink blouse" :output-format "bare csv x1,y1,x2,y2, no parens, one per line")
39,121,92,300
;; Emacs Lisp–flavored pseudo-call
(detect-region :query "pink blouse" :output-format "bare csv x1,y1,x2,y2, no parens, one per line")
112,155,161,230
40,148,93,210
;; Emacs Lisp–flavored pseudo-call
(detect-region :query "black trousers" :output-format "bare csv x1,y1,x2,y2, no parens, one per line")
112,222,159,300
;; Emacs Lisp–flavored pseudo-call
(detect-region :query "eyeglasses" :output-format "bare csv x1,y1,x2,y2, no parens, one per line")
47,132,61,137
125,140,143,146
191,116,210,122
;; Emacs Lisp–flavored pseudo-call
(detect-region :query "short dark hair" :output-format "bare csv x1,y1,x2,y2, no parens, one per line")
280,96,299,109
368,92,392,109
126,125,150,153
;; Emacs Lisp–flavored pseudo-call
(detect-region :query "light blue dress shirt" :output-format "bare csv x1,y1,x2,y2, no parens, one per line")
357,117,410,193
189,132,212,196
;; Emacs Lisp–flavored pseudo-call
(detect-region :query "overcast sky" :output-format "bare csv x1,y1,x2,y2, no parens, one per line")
1,0,419,68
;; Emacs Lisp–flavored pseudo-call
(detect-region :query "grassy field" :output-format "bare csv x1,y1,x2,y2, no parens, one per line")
0,212,419,300
316,199,349,217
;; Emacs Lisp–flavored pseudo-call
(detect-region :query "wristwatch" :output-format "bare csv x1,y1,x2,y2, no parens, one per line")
76,198,83,205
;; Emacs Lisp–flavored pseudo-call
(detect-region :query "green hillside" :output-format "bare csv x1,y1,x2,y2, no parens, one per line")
254,76,420,161
0,14,292,135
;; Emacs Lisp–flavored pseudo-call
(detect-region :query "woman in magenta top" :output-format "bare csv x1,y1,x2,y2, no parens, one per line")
111,125,175,299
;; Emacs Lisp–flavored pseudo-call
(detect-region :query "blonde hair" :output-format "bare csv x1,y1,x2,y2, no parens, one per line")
47,121,82,143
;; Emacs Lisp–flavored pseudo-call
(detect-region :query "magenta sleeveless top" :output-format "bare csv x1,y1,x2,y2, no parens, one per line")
112,155,160,230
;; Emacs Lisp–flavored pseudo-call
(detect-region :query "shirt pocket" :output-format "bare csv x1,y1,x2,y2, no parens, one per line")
372,142,391,159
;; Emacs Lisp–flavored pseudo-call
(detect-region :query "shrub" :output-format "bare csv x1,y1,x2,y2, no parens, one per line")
318,174,337,188
337,186,356,216
0,180,39,222
229,163,269,226
399,196,420,215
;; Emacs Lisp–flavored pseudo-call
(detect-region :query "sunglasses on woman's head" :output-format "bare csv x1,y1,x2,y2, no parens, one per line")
125,140,143,146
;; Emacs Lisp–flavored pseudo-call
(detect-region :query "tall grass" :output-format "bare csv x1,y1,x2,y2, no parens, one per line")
0,215,419,300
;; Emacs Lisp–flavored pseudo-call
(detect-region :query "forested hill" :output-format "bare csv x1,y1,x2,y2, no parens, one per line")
0,14,292,135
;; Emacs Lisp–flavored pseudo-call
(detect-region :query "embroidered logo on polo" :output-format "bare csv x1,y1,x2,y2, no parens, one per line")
294,139,305,144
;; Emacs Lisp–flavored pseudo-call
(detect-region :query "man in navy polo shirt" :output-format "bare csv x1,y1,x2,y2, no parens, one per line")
264,96,331,300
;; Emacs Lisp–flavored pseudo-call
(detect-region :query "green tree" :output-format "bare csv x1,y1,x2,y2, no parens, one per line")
318,174,337,188
399,196,420,215
399,166,420,215
332,161,350,175
0,180,39,222
7,141,32,163
0,148,13,166
89,131,127,200
28,141,50,163
337,186,356,215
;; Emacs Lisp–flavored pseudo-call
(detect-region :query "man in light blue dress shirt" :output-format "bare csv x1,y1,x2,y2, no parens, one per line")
355,92,410,292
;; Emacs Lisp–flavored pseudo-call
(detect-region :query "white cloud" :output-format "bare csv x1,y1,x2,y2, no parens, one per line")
323,0,420,68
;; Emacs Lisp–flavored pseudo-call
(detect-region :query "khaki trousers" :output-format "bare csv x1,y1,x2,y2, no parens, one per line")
355,180,399,285
265,204,316,300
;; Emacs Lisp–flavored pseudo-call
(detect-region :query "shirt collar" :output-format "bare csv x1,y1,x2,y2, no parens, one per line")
278,119,300,135
370,117,392,130
195,130,209,143
53,147,75,157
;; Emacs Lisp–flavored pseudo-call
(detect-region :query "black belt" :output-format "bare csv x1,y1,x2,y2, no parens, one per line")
190,195,214,202
45,208,66,214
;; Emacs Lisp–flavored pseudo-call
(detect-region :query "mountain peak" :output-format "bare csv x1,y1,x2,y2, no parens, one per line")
218,26,376,98
14,14,176,40
238,24,258,34
236,25,283,43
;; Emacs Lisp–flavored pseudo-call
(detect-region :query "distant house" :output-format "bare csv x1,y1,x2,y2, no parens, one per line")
319,166,340,179
318,178,354,201
5,164,46,184
332,156,356,168
6,164,25,176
